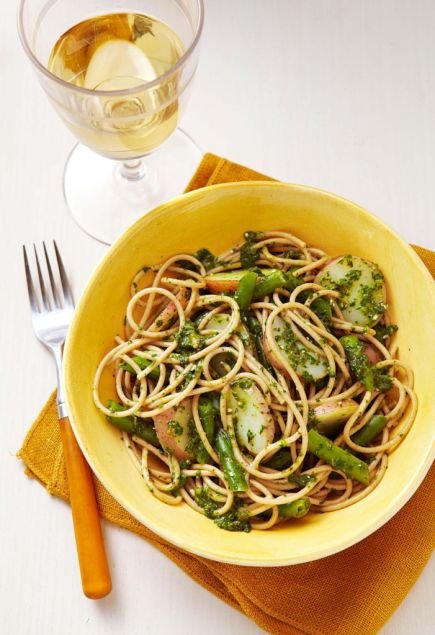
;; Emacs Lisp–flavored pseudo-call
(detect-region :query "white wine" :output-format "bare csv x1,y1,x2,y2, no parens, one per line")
48,13,185,159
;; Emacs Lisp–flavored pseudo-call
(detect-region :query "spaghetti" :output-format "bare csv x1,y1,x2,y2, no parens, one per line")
93,230,416,531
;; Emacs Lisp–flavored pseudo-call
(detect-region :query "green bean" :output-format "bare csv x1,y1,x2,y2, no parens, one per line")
279,498,311,519
351,415,388,446
311,297,332,325
340,335,392,393
107,401,160,447
107,400,135,433
198,396,217,444
215,429,248,492
265,448,292,470
195,396,218,464
308,429,369,485
234,271,258,312
134,420,160,447
120,356,160,380
283,270,301,292
340,335,374,391
246,315,273,373
252,270,287,300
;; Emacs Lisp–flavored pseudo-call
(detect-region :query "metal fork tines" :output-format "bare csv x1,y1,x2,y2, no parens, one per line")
23,241,74,418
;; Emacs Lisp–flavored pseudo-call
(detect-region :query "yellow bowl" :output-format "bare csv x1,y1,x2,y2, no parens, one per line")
64,181,435,565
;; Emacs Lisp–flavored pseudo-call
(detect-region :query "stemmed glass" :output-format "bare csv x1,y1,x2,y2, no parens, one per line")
18,0,204,244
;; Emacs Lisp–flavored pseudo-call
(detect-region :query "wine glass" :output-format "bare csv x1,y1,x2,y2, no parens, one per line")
18,0,204,244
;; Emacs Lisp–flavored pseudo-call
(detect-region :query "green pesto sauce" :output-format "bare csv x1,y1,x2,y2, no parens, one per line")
288,474,317,488
375,323,398,342
185,418,200,456
194,487,251,532
234,377,253,390
176,320,203,352
168,420,183,437
239,230,262,268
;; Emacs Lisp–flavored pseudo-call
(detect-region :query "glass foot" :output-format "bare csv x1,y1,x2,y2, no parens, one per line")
63,129,203,245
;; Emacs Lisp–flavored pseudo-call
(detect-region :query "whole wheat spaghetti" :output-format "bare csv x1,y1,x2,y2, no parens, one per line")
93,230,416,531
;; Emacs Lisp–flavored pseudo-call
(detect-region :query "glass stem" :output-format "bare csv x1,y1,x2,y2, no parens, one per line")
119,159,146,182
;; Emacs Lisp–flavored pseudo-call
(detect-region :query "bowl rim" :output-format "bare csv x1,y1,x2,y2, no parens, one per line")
64,179,435,566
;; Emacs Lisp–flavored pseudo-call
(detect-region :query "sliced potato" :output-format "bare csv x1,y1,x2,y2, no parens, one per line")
315,255,386,326
206,312,251,347
265,316,329,382
153,398,193,461
312,399,359,436
205,313,232,333
204,268,280,293
229,380,274,454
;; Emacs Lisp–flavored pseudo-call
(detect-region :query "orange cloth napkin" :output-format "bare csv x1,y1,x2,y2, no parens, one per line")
19,154,435,635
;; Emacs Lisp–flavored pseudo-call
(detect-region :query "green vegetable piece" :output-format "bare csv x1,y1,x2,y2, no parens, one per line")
195,396,218,464
288,474,317,488
198,396,217,445
235,271,258,312
340,335,374,391
252,270,286,299
176,320,203,352
351,415,388,446
311,297,333,325
279,498,311,519
134,420,160,447
283,271,301,292
107,400,135,433
246,315,274,373
107,401,160,447
340,335,392,393
120,355,160,380
215,429,248,492
265,448,292,470
308,429,369,485
372,368,393,393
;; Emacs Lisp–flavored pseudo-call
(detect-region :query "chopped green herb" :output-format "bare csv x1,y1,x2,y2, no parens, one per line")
176,320,203,352
194,487,251,532
375,323,398,343
195,247,220,271
311,297,333,325
240,231,262,268
288,474,317,488
168,420,183,437
234,377,253,390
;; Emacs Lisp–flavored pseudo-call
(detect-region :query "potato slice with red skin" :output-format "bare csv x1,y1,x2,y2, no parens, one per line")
206,313,252,352
230,380,274,454
264,316,329,382
263,331,287,375
204,271,247,293
204,268,279,294
153,399,194,461
149,287,189,331
315,255,386,327
312,399,359,436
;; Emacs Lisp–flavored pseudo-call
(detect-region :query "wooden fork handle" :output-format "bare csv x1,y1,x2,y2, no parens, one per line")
59,417,112,599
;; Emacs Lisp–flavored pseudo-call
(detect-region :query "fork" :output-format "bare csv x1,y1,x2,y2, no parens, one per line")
23,241,111,599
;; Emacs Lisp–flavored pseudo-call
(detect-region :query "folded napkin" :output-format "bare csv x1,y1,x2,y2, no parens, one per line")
19,154,435,635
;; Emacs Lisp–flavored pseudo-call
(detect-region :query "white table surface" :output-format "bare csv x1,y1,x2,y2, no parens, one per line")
1,1,433,633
